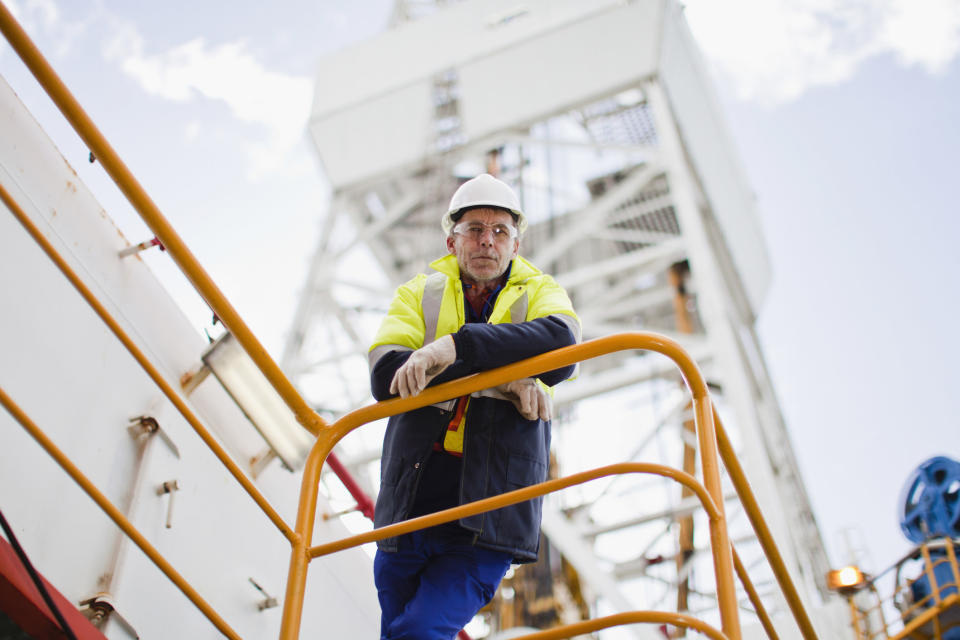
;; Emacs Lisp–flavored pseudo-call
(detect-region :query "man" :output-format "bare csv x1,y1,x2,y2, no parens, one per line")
368,173,581,639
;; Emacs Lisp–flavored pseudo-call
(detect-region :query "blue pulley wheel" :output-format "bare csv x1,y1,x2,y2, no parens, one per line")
898,456,960,544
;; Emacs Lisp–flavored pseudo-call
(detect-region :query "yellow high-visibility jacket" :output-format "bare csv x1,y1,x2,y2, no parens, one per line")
368,254,580,562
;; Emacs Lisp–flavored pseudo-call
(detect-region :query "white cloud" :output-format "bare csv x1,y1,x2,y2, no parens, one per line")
683,0,960,105
101,18,312,180
1,0,89,60
881,0,960,71
5,0,59,28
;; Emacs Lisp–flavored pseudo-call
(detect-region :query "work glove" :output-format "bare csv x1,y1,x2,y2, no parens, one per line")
390,335,457,398
496,377,552,422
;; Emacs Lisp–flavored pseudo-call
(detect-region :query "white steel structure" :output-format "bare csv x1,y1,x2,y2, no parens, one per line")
285,0,849,638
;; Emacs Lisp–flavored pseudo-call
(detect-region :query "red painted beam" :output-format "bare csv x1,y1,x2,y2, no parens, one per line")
325,451,376,520
0,535,107,640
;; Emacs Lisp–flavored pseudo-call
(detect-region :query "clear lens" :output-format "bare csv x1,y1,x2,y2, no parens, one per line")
453,222,518,240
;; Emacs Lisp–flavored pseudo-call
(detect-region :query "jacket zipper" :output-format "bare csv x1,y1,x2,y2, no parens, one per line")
459,402,472,542
404,421,448,521
474,401,495,544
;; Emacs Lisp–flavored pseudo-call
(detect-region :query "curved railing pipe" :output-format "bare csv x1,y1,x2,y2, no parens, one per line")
509,611,729,640
280,332,742,640
308,462,721,558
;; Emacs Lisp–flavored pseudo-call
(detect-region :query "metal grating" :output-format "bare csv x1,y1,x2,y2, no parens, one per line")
580,96,659,148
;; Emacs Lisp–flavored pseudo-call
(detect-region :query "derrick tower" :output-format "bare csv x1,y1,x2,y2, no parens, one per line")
284,0,837,636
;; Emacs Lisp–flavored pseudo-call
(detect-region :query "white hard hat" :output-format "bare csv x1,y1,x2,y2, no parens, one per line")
442,174,527,235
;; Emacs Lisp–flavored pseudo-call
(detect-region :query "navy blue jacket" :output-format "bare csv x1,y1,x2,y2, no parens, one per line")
371,316,577,563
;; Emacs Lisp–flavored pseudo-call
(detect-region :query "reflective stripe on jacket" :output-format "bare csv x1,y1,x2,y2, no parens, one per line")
369,255,580,369
368,254,580,562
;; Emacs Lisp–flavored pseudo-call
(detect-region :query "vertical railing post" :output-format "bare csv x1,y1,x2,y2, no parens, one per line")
279,429,338,640
693,394,741,639
946,540,960,596
920,544,941,606
846,596,864,640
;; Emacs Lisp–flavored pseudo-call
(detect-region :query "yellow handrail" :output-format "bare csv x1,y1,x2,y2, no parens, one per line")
279,333,742,640
732,547,781,640
309,462,721,558
0,384,242,640
511,611,730,640
714,408,820,639
0,1,325,438
2,169,810,638
0,180,295,544
2,162,801,638
0,4,823,639
833,538,960,640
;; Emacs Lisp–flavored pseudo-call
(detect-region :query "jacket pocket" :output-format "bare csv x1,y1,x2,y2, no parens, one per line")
506,452,546,489
380,455,404,487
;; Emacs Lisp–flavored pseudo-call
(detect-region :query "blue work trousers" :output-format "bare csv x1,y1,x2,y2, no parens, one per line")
374,530,512,640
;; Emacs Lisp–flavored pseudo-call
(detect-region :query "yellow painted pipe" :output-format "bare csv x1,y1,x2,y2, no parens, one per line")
946,541,960,599
713,406,820,640
845,596,864,640
894,593,960,640
0,180,295,543
0,1,324,438
731,547,780,640
506,611,729,640
0,385,242,640
309,462,720,558
281,332,742,640
921,544,941,606
694,394,740,638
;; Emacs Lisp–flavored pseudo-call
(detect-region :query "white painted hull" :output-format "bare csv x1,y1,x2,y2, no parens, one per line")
0,74,378,639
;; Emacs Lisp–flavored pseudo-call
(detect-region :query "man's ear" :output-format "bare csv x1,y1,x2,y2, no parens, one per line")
511,238,520,258
446,235,456,254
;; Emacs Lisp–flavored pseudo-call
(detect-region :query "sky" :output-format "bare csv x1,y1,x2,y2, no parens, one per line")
687,1,960,572
1,0,959,594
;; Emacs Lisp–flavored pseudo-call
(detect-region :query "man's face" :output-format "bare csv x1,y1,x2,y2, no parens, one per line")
446,207,519,286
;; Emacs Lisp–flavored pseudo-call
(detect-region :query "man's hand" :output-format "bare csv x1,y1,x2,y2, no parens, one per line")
497,377,552,421
390,335,457,398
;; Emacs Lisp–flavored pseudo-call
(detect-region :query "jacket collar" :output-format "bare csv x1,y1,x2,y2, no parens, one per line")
429,253,541,284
